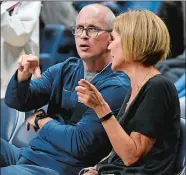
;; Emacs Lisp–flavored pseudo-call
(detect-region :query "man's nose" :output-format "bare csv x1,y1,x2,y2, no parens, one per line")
80,29,89,38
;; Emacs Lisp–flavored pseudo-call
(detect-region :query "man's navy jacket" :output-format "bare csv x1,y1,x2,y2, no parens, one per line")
5,57,130,174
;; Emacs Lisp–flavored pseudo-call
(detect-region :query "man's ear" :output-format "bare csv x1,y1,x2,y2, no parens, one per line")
108,40,112,46
108,34,113,46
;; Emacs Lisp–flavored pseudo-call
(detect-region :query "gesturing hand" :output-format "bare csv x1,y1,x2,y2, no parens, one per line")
17,54,41,81
75,79,111,116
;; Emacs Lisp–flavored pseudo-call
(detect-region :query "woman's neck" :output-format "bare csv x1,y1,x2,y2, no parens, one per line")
122,63,156,93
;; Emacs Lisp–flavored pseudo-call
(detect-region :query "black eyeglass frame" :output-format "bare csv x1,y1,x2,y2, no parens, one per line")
71,26,112,37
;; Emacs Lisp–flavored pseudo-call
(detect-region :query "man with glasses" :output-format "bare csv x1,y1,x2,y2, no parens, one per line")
71,26,112,38
2,4,130,175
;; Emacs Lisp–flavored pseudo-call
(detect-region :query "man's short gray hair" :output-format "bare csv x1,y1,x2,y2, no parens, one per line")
103,6,116,29
82,3,116,29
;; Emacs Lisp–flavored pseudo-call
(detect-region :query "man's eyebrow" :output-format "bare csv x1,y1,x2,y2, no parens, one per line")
76,24,100,28
76,24,83,27
87,25,98,28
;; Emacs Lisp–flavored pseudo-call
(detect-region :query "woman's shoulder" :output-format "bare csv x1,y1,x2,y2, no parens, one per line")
142,74,180,110
146,74,177,93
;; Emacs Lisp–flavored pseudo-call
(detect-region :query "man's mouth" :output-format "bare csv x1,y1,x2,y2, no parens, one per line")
79,44,90,51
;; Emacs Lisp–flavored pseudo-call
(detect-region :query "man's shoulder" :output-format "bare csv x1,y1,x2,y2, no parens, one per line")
106,71,130,86
97,71,130,90
63,57,82,66
57,57,81,66
110,71,129,80
48,57,82,72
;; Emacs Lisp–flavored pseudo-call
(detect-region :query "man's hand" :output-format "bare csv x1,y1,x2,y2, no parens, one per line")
38,117,53,129
26,112,39,132
26,110,53,132
17,54,41,82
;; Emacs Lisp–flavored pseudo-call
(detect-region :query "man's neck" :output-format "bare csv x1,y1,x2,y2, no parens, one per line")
84,70,97,82
83,55,112,72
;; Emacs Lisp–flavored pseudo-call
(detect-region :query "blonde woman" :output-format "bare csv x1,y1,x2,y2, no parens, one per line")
76,9,180,175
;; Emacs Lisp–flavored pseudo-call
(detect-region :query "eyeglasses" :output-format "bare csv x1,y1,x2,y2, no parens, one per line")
71,26,112,37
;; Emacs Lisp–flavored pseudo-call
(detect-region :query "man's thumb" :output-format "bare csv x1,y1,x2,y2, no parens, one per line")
34,67,41,79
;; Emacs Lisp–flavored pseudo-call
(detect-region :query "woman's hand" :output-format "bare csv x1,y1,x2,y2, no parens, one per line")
82,166,98,175
75,79,111,117
83,169,98,175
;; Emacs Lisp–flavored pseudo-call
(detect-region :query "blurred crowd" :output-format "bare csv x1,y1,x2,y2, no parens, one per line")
1,1,185,115
1,1,185,112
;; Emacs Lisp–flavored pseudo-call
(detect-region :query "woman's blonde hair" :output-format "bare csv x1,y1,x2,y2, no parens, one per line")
114,9,170,66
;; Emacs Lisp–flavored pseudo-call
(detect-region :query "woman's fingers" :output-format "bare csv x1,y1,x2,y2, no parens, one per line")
77,91,86,101
84,169,98,175
80,80,102,99
77,88,98,102
77,91,100,109
76,79,106,107
77,92,90,104
82,82,105,105
78,79,93,90
75,86,87,93
78,80,101,99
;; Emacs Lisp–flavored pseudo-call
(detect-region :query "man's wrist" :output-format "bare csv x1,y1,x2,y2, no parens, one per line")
17,70,32,82
38,117,53,129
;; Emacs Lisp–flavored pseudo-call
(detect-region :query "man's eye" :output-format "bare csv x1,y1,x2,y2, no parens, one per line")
88,27,98,32
76,26,83,30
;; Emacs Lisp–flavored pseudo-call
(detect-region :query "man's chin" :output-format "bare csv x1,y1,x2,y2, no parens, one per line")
78,52,87,59
79,53,92,61
80,56,89,60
